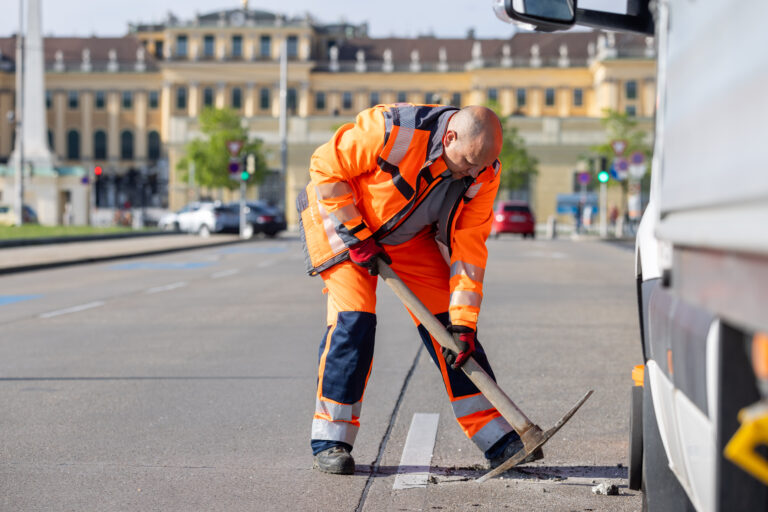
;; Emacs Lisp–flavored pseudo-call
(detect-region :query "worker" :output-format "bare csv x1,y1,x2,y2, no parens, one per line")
298,103,539,474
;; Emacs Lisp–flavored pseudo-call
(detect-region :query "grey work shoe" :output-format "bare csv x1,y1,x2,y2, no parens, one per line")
313,446,355,475
488,439,544,469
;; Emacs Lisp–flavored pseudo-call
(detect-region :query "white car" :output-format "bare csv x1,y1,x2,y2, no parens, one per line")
159,201,225,236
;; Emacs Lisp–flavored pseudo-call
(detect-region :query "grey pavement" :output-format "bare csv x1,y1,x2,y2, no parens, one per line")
0,235,642,511
0,233,246,274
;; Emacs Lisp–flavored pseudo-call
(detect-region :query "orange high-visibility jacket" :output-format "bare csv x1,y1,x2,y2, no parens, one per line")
297,104,501,329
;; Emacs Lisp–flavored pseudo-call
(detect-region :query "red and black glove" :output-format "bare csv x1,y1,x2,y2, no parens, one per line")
442,325,477,370
348,238,392,276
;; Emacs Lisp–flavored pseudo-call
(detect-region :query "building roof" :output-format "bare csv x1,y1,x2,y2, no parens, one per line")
322,30,651,72
0,36,158,72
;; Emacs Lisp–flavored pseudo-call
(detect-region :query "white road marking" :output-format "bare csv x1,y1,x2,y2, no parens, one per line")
145,282,187,294
39,301,105,319
210,269,240,279
393,413,440,490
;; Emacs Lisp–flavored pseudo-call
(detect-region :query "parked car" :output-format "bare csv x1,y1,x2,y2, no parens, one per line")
0,204,38,226
221,201,287,238
158,201,226,236
490,200,535,238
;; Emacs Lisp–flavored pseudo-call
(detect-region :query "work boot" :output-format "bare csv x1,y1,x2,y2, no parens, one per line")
488,438,544,469
313,446,355,475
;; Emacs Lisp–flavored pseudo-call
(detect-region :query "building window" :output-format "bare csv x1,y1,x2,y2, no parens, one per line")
573,88,583,107
315,91,326,111
147,131,161,161
287,88,297,114
48,130,54,150
396,91,407,103
545,88,555,107
260,35,271,58
176,86,187,110
232,35,243,58
176,35,188,57
148,90,159,109
450,92,461,107
626,80,638,100
45,90,52,109
154,40,164,59
93,130,107,160
203,35,215,58
626,105,637,117
120,130,134,160
204,87,214,107
369,92,379,107
342,91,353,110
287,35,298,58
95,91,105,109
425,92,436,104
260,88,270,110
68,91,79,109
66,129,80,160
488,88,498,103
122,91,133,109
516,88,527,107
231,87,242,109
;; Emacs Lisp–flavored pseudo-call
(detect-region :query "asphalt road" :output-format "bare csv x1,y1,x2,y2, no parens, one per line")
0,235,642,511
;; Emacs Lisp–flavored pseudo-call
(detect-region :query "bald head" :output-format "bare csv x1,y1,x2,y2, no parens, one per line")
443,106,503,180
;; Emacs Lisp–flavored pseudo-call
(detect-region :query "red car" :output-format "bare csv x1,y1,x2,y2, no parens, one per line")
490,200,536,238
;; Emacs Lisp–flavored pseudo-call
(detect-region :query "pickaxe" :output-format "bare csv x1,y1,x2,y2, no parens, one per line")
378,260,593,482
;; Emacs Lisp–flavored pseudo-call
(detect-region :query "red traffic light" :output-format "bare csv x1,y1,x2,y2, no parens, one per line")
94,166,103,176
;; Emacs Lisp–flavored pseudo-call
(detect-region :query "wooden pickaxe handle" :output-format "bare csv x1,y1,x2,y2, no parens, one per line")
377,260,542,445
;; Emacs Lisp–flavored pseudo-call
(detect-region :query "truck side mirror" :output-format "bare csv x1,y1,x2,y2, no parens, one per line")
493,0,577,32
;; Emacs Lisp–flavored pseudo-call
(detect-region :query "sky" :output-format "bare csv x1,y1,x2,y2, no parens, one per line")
1,1,521,39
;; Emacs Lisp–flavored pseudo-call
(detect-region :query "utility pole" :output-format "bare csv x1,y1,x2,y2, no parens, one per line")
14,0,25,226
278,37,287,211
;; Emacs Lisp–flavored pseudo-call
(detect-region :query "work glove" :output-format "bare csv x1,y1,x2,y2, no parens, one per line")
348,238,392,276
442,325,477,370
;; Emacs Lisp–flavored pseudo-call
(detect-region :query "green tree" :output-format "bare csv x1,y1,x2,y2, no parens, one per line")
486,101,539,194
177,107,269,189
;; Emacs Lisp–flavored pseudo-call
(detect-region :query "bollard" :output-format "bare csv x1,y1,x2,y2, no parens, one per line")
546,215,558,239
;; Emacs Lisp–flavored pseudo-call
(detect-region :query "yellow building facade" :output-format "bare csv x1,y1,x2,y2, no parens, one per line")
0,6,654,227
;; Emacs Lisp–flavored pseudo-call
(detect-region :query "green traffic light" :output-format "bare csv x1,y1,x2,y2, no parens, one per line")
241,171,249,180
598,171,609,183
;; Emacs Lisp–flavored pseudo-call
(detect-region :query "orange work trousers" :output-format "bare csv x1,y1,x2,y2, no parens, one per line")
310,228,513,456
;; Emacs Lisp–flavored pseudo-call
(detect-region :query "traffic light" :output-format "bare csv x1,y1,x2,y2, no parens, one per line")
94,166,103,176
598,170,609,183
241,170,249,180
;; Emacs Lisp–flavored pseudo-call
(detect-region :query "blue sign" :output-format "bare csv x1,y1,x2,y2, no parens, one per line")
556,193,599,215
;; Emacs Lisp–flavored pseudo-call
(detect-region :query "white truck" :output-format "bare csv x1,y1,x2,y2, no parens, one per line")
494,1,768,510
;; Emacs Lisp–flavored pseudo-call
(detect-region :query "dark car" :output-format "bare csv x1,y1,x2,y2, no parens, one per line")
222,201,287,238
490,200,535,238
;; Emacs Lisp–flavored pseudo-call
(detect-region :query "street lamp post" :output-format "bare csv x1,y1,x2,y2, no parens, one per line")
14,0,25,226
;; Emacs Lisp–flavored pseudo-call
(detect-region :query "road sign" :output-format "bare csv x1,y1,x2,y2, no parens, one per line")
577,172,591,185
226,140,244,157
610,139,628,156
228,157,241,180
630,151,645,165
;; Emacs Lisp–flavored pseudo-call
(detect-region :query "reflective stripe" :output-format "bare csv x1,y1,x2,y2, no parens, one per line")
492,159,501,176
316,398,362,422
450,290,482,308
450,261,485,283
451,393,493,419
317,201,347,254
317,181,353,200
470,416,513,452
330,203,362,224
464,183,483,199
311,417,359,446
388,126,415,165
